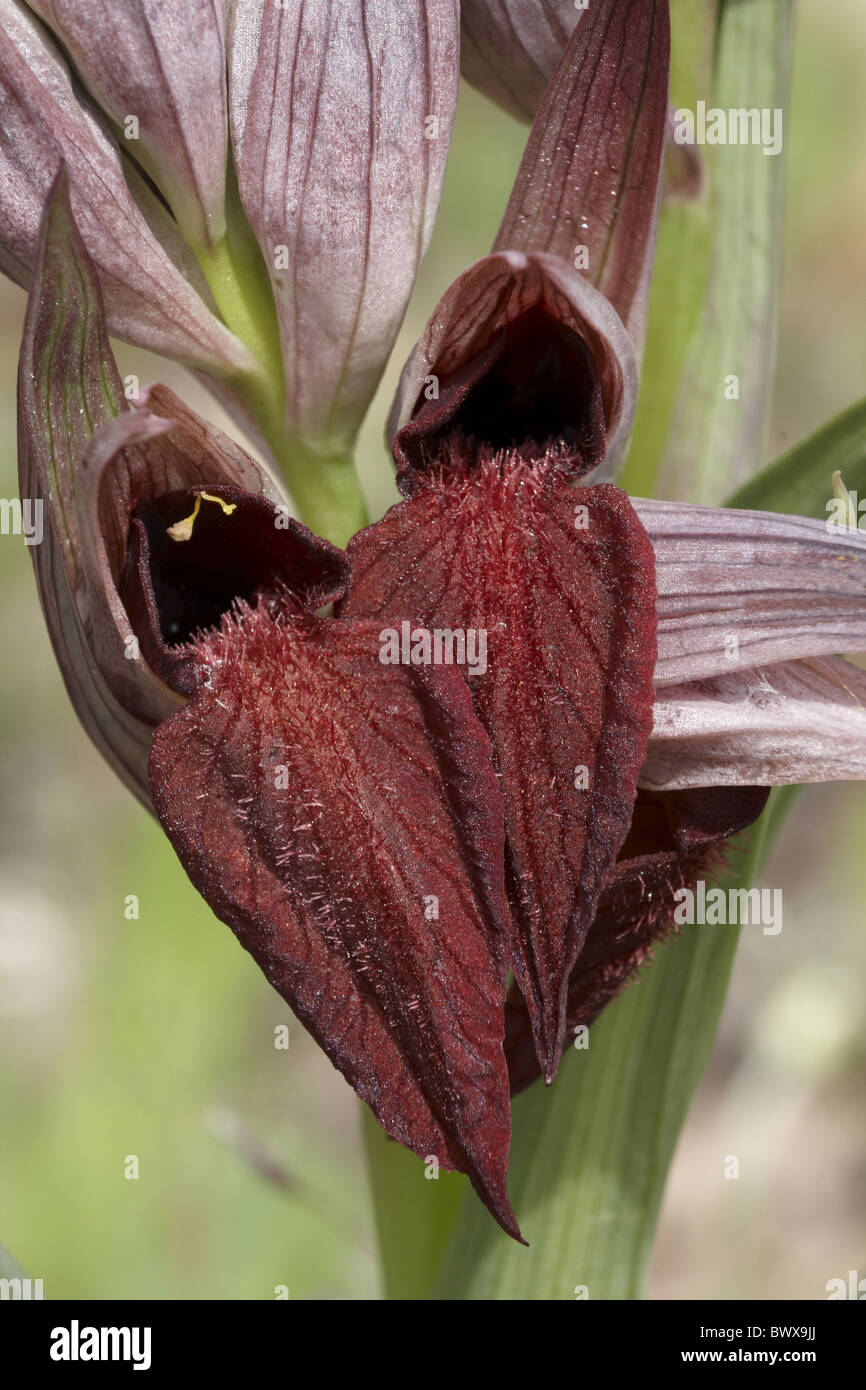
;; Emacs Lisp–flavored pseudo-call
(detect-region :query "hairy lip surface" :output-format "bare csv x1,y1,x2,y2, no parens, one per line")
343,437,659,1080
148,600,522,1239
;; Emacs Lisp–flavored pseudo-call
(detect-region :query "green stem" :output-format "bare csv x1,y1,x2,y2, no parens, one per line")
619,0,717,499
195,166,368,546
195,166,285,412
621,0,794,502
363,1110,465,1300
273,436,369,547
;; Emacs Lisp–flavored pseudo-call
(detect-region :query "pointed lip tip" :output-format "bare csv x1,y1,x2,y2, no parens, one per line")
483,1184,526,1245
478,1193,526,1245
536,1037,562,1087
499,1207,528,1246
529,1004,567,1088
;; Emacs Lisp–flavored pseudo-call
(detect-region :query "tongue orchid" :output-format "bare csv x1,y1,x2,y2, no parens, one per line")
11,2,866,1245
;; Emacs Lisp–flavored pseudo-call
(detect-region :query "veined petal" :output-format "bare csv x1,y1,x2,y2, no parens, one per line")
343,449,657,1079
69,382,336,706
0,0,250,373
149,604,520,1239
388,3,667,483
93,381,281,585
642,656,866,790
18,175,293,804
635,500,866,685
29,0,228,249
461,0,579,123
36,376,286,720
18,172,178,805
388,250,638,489
493,0,670,348
228,0,459,448
506,784,769,1092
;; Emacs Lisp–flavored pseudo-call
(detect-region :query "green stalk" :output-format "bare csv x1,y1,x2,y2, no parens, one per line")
363,1110,465,1300
194,166,368,546
619,0,717,499
195,197,284,402
621,0,794,502
272,436,370,547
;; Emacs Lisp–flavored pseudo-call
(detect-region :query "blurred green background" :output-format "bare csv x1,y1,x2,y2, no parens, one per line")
1,0,864,1300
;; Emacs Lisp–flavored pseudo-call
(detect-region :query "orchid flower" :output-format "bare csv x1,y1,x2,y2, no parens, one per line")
9,0,866,1249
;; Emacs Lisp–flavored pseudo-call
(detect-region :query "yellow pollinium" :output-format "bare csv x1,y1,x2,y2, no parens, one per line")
167,492,238,542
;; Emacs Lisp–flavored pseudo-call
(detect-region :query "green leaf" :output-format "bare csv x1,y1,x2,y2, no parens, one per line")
728,396,866,519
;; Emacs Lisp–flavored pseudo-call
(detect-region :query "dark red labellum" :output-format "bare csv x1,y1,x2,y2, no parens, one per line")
148,603,521,1238
344,442,658,1081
